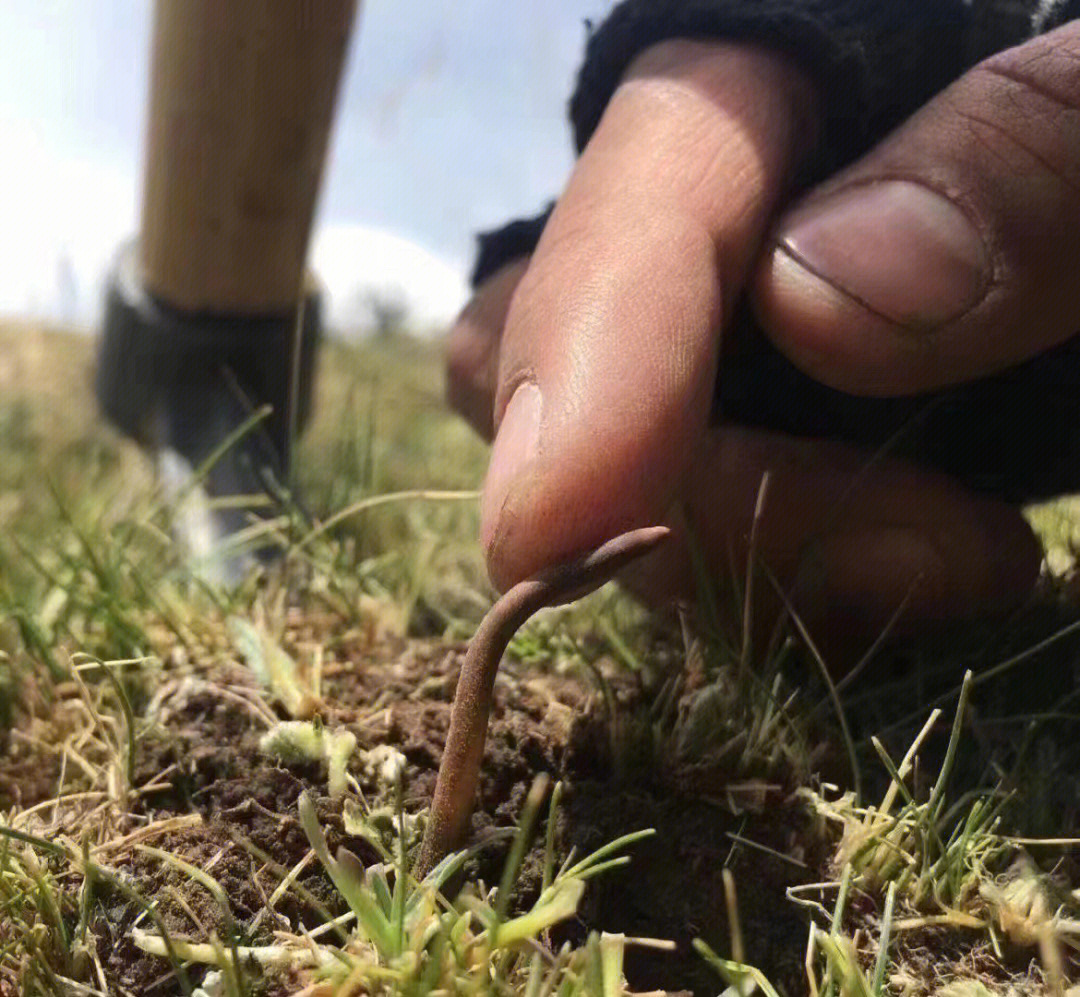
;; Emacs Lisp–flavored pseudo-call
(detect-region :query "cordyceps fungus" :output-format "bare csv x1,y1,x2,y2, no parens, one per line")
414,525,671,879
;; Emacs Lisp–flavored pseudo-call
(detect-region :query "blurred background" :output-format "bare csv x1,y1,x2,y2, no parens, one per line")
0,0,608,336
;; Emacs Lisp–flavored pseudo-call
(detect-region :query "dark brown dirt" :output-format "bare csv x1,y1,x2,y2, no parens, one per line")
0,733,59,812
555,671,828,997
559,780,817,995
0,630,825,996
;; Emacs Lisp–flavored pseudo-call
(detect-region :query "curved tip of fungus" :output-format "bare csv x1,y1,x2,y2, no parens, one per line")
546,524,672,606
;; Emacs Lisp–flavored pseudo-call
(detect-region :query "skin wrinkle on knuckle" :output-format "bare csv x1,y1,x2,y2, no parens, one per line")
956,104,1080,197
986,19,1080,84
955,104,1041,170
601,85,748,215
975,60,1080,117
959,63,1080,189
677,99,794,209
669,127,750,211
928,94,1080,353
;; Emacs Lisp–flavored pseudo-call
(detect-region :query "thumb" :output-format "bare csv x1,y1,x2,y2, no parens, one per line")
754,21,1080,396
481,40,817,589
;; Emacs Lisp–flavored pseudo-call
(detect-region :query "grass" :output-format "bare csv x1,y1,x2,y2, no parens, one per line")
2,320,1080,995
0,320,672,996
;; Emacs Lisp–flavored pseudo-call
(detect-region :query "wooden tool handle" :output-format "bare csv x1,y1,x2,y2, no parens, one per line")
139,0,359,314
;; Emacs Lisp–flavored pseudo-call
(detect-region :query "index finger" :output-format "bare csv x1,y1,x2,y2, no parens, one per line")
480,39,819,589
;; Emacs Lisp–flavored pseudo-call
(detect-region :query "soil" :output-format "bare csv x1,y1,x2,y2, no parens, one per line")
9,596,1080,996
0,631,826,996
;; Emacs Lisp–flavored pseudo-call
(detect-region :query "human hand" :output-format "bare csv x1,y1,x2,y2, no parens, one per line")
445,25,1080,634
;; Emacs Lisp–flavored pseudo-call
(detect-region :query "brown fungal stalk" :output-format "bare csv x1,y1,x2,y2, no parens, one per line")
414,526,670,879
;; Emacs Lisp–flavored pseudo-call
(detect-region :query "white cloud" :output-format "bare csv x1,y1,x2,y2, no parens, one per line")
0,119,469,337
0,114,138,326
310,223,469,335
0,0,603,332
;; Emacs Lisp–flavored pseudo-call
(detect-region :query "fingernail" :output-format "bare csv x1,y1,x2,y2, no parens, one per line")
778,181,989,329
480,382,542,551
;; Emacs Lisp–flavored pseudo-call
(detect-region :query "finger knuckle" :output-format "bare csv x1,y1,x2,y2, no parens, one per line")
956,28,1080,194
978,24,1080,117
983,19,1080,101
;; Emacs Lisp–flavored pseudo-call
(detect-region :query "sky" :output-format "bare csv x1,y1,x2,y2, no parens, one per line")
0,0,610,330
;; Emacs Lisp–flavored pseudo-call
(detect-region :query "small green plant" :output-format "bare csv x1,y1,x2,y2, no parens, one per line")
0,830,76,995
259,720,357,798
805,673,1013,918
791,671,1080,995
231,616,318,718
127,774,664,996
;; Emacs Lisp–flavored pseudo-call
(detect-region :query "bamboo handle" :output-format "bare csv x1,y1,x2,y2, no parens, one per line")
139,0,359,314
